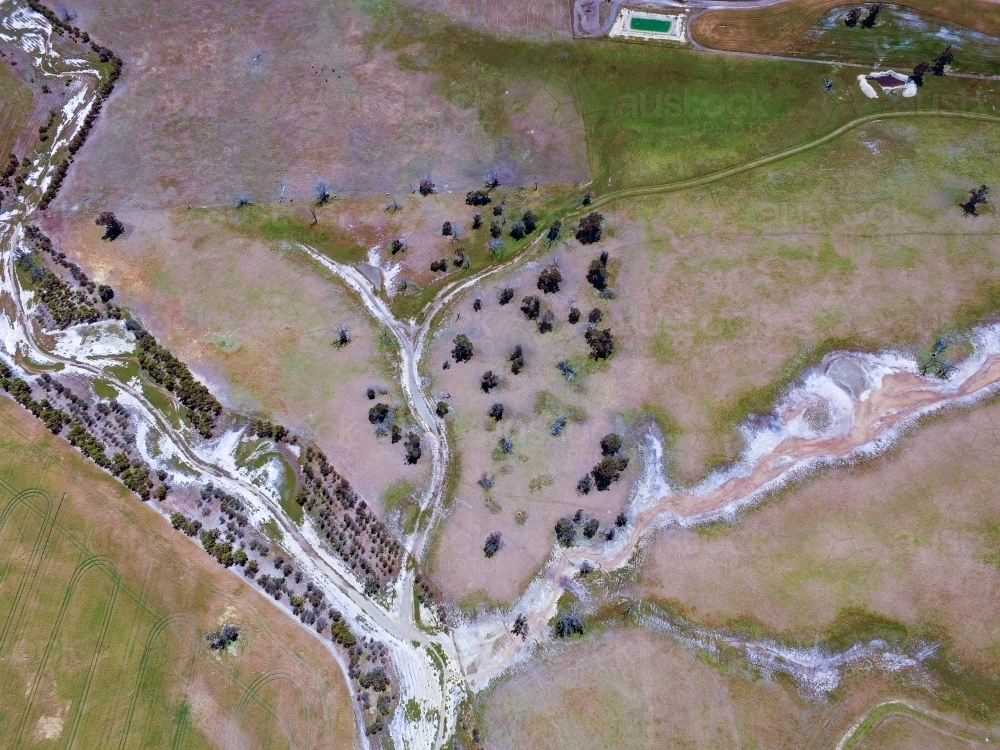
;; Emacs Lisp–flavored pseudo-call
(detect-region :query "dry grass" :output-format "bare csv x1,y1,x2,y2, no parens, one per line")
482,626,896,750
0,398,356,749
640,396,1000,671
855,714,978,749
691,0,1000,54
48,0,586,211
402,0,571,40
41,208,430,516
425,115,1000,604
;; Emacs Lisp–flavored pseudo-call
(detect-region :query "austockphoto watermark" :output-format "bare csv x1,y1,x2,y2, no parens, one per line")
616,88,777,122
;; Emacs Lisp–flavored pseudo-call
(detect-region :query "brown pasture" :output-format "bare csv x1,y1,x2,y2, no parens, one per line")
691,0,1000,54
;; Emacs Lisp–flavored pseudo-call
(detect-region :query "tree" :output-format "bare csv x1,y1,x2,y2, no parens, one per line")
511,613,529,640
391,238,406,254
485,168,500,189
489,402,504,421
418,178,435,196
483,531,503,558
499,435,513,454
961,184,989,216
911,60,930,85
932,45,955,75
473,298,482,312
206,623,240,650
490,220,502,239
582,190,594,206
95,211,124,241
585,327,615,360
430,259,448,272
568,307,581,324
537,264,562,294
466,189,491,206
588,308,603,325
472,213,483,229
509,344,524,374
577,474,592,494
583,518,600,539
600,433,623,456
520,296,540,321
586,259,608,290
545,220,561,245
436,400,449,417
554,517,576,547
442,221,453,236
499,287,514,305
334,325,350,348
616,512,628,528
844,7,860,26
591,455,628,491
509,219,526,241
537,310,554,333
481,370,500,393
404,432,422,464
391,424,402,443
452,334,474,362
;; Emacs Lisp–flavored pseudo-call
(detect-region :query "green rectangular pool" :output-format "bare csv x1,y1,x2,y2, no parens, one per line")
629,16,672,34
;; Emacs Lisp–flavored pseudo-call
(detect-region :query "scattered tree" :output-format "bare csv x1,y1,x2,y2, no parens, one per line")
511,613,529,640
509,344,524,374
418,178,435,196
404,432,421,464
391,424,402,443
366,387,376,400
582,190,594,206
499,435,513,454
579,561,594,577
452,334,474,362
576,212,604,244
591,455,628,491
95,211,124,241
206,623,240,650
334,325,350,348
582,518,600,539
553,610,586,638
485,168,500,189
932,45,955,75
577,474,592,494
522,211,538,234
481,370,500,393
430,259,448,272
961,184,989,216
545,220,561,245
568,307,581,324
489,403,504,421
509,219,526,241
585,327,615,359
844,7,861,26
483,532,503,558
537,264,562,294
861,3,880,28
473,297,482,312
615,512,628,528
435,400,450,417
520,295,540,320
368,403,391,426
554,517,577,547
315,180,332,205
391,238,406,254
537,309,554,333
588,308,603,325
466,189,491,206
442,221,453,236
586,259,608,290
499,287,514,305
472,213,483,229
600,433,623,456
490,220,502,239
493,203,504,216
911,60,930,85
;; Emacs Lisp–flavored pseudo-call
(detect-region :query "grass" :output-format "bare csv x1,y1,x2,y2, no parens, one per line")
369,5,997,192
0,59,33,157
0,398,355,749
